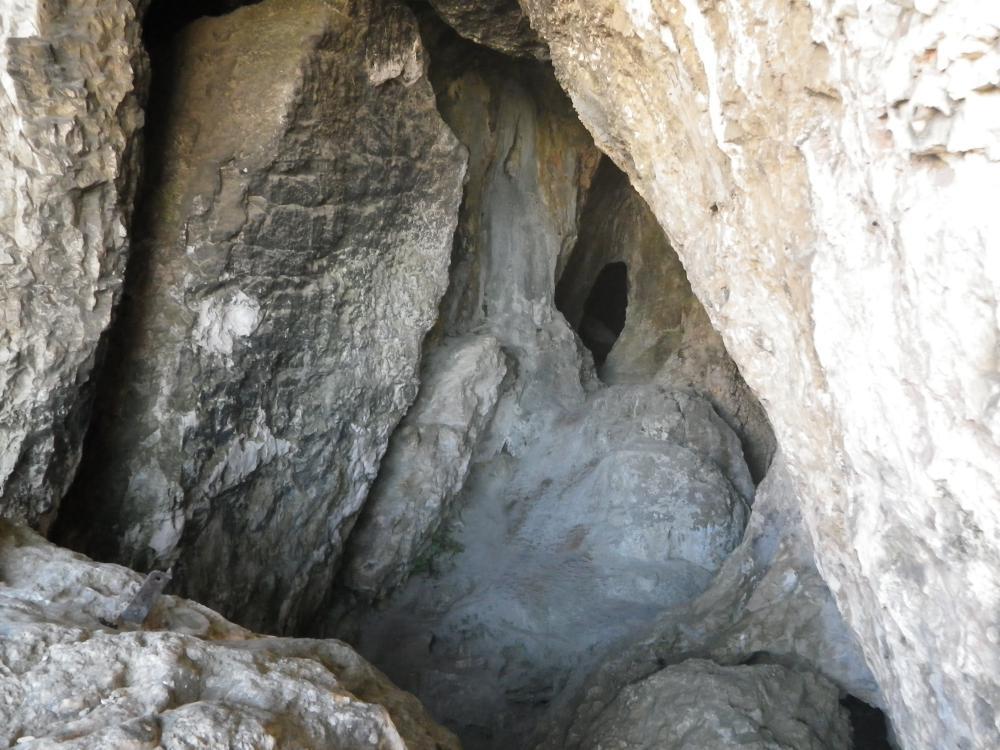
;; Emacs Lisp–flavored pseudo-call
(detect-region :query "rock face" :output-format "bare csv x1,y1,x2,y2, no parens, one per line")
0,521,459,749
520,0,1000,746
347,386,752,747
555,157,775,481
342,334,508,600
59,0,466,634
426,0,548,59
582,659,852,750
0,0,146,526
332,26,788,749
536,454,879,748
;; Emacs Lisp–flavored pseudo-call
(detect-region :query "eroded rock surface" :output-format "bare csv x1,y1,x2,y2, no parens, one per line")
582,659,851,750
342,334,508,600
0,521,459,749
347,386,752,747
426,0,548,59
59,0,466,634
520,0,1000,745
555,158,775,481
536,454,878,748
0,0,146,526
331,26,788,750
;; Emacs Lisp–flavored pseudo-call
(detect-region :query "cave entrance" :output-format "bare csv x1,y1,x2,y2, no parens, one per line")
578,261,628,365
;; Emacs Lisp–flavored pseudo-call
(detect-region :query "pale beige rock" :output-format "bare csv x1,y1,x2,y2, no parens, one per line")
0,0,146,526
521,0,1000,746
0,521,459,750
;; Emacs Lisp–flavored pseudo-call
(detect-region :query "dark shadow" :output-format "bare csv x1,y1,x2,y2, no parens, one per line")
841,694,893,750
577,261,628,365
51,0,260,561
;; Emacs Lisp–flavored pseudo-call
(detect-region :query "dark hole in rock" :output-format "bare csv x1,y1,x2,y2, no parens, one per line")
841,694,893,750
142,0,263,50
577,261,629,365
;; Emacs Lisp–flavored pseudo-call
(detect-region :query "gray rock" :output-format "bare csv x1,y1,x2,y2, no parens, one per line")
0,521,459,750
582,659,851,750
342,334,508,600
519,1,1000,745
555,159,775,482
0,0,146,526
535,454,878,748
426,0,549,59
346,386,751,748
62,0,466,633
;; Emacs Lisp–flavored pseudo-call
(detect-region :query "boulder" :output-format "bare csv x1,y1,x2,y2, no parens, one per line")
0,521,459,749
60,0,466,634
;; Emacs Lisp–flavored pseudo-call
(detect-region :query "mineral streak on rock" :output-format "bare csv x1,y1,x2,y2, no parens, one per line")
60,0,466,634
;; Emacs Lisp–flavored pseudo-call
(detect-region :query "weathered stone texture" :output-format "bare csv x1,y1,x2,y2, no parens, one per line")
0,521,459,750
536,454,879,748
555,158,775,481
342,334,508,600
426,0,549,59
61,0,466,634
332,31,780,749
0,0,146,526
520,0,1000,746
582,658,851,750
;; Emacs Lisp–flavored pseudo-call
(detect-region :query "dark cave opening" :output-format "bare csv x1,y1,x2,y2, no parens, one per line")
142,0,263,50
576,261,629,365
841,694,893,750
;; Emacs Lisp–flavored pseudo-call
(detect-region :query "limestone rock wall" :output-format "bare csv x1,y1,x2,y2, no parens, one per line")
341,334,508,600
520,0,1000,746
555,157,776,481
0,0,146,527
0,521,459,750
331,27,789,748
59,0,466,634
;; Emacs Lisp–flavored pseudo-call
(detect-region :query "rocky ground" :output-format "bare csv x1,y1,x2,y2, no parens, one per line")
0,0,997,748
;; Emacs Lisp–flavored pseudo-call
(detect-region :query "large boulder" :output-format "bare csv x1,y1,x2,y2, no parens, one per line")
348,386,752,748
60,0,466,634
520,0,1000,745
536,453,879,748
0,0,146,526
582,658,851,750
0,521,459,749
341,334,508,600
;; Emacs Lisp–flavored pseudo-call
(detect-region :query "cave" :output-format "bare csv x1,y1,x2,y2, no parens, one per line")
1,1,996,749
570,261,629,365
